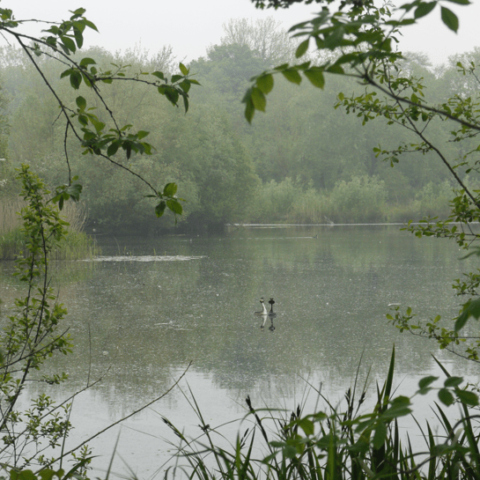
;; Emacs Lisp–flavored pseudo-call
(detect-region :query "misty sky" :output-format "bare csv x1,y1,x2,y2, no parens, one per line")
4,1,480,66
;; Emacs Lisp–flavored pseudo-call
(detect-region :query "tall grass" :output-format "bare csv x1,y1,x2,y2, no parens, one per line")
249,177,454,224
0,197,96,260
163,348,480,480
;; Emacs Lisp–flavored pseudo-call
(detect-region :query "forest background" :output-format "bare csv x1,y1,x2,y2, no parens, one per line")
0,18,476,234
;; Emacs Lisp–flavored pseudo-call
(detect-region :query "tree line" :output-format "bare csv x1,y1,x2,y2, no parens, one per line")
0,19,477,233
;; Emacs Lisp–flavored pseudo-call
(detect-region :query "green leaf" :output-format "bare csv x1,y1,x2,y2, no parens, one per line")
167,199,183,215
75,96,86,110
155,201,166,218
16,471,36,480
295,39,310,58
83,19,98,32
179,63,189,75
283,446,297,459
136,130,149,140
89,117,105,133
73,28,84,49
445,0,470,4
419,376,438,389
414,2,436,18
179,80,191,93
244,98,255,123
61,68,73,79
38,469,56,480
257,74,274,94
298,418,314,436
163,183,178,197
281,68,302,85
438,388,454,406
66,183,82,201
165,87,179,106
373,421,386,449
304,69,325,89
251,87,266,112
326,65,345,74
80,57,96,67
60,36,76,53
182,94,189,113
441,6,459,32
242,89,255,123
455,298,480,331
70,71,82,89
456,389,479,406
444,376,463,388
71,7,86,16
152,71,165,81
107,140,120,156
325,27,345,49
274,63,289,71
269,441,287,448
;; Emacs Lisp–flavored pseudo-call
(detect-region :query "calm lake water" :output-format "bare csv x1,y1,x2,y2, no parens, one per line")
0,225,477,478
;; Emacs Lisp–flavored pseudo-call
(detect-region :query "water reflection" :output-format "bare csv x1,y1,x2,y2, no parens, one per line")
1,225,477,476
259,315,276,332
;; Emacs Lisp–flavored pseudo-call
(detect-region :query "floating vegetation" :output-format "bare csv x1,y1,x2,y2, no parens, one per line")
83,255,206,262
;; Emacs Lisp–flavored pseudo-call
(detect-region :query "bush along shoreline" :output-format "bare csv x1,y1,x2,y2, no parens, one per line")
0,193,97,261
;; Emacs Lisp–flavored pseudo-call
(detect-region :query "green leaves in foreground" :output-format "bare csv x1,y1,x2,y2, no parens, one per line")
243,63,326,123
417,371,479,407
146,182,184,224
455,297,480,331
52,178,83,210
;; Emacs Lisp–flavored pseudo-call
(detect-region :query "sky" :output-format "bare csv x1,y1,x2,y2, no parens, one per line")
3,0,480,66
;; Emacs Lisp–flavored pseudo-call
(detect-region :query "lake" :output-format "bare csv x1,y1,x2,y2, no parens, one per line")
0,224,476,478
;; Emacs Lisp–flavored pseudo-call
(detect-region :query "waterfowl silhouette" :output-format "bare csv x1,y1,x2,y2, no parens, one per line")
268,297,277,317
255,297,268,316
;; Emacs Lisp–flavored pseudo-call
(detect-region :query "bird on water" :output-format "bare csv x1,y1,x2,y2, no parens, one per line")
268,298,277,317
255,297,268,315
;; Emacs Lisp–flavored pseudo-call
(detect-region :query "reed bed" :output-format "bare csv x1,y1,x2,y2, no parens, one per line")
248,178,452,225
0,197,96,260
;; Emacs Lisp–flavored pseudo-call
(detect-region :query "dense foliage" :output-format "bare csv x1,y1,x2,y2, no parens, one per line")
0,16,475,232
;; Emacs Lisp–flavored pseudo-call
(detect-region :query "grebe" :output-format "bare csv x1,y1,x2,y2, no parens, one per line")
255,297,268,315
268,298,277,317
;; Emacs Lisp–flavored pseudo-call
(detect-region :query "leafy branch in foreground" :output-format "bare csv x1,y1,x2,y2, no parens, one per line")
0,6,198,219
244,1,471,124
0,166,74,469
0,166,192,473
243,0,480,361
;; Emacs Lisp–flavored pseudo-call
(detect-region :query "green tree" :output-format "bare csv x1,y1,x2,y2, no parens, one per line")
0,6,196,220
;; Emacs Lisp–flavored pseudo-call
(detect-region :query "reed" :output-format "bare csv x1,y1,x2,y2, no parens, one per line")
163,348,480,480
0,197,95,260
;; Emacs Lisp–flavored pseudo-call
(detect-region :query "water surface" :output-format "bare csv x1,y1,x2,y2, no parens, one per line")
0,225,475,477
